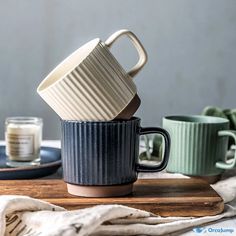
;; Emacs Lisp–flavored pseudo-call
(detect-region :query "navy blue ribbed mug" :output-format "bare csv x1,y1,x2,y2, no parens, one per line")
61,117,170,197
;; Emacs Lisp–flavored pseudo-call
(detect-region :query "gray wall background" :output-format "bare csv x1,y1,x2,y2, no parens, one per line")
0,0,236,139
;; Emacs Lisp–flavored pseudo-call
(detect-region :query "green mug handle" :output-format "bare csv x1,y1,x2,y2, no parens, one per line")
215,130,236,169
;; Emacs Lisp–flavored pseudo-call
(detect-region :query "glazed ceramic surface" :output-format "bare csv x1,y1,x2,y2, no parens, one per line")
37,30,147,121
61,117,170,186
163,115,236,176
0,146,61,179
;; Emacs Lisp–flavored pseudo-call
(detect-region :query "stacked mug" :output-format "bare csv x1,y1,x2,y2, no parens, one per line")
37,29,171,197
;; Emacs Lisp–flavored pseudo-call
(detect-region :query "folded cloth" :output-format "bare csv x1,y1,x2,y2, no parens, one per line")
1,177,236,236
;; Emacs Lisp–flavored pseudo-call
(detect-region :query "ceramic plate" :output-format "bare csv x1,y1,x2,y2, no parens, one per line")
0,146,61,179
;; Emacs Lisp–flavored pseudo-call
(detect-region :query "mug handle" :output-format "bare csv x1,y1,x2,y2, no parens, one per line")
216,130,236,169
137,127,171,172
104,29,148,77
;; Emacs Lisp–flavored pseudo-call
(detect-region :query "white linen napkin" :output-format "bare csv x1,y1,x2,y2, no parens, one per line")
0,176,236,236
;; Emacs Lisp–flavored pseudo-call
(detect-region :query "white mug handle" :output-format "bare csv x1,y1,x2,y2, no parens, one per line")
105,29,148,78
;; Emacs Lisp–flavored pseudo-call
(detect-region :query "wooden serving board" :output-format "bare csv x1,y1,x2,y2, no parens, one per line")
0,178,224,217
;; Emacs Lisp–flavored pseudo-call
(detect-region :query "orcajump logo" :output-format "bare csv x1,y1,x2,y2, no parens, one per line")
193,227,207,234
193,227,234,234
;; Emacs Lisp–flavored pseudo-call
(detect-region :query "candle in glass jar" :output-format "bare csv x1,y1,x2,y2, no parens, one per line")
5,117,43,166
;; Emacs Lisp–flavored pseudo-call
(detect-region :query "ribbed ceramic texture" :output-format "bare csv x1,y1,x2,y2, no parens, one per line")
39,42,137,121
163,120,229,176
61,118,140,185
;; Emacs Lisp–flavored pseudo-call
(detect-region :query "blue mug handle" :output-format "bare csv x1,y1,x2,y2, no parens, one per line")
137,127,171,172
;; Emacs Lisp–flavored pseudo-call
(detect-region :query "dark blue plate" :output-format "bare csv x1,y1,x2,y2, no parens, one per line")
0,146,61,179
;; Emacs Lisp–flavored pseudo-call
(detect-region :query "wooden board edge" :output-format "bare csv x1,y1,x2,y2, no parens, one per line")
42,198,225,217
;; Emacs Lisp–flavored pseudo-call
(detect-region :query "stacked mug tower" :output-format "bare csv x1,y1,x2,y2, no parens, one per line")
37,29,171,197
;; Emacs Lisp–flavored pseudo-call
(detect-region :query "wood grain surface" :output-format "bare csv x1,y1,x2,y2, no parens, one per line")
0,178,224,217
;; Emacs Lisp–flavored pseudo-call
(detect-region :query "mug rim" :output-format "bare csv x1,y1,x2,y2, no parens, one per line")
37,38,101,92
61,116,141,124
163,115,229,124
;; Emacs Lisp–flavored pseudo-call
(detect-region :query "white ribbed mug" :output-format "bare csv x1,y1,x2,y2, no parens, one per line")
37,29,147,121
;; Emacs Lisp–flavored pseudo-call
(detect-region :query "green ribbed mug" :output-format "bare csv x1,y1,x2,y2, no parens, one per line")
163,115,236,178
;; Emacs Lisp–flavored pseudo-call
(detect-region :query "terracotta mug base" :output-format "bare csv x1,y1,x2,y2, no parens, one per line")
166,170,222,184
67,183,133,197
115,94,141,120
188,174,222,184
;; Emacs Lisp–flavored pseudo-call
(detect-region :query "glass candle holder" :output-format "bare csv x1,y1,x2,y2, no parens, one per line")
5,117,43,167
